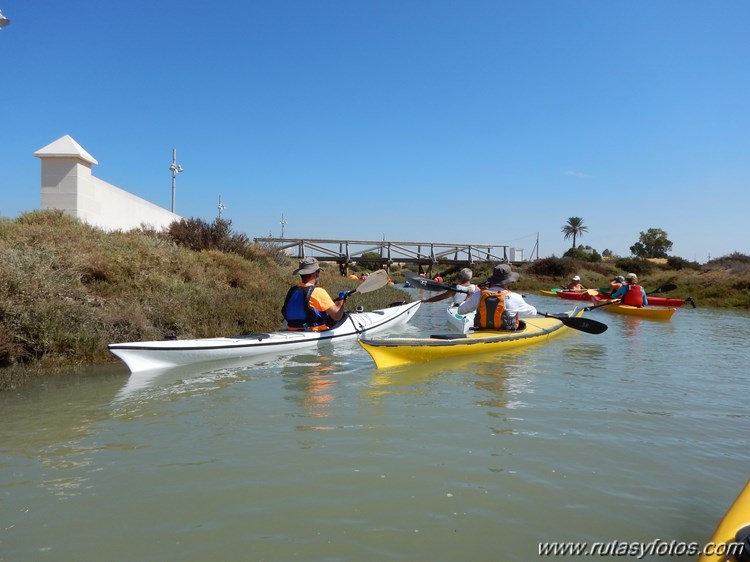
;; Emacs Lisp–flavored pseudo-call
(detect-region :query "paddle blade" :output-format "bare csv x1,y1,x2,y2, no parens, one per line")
355,269,390,294
539,312,608,333
649,283,677,295
559,316,609,334
403,271,455,292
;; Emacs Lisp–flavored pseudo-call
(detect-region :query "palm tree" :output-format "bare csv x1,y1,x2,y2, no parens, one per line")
561,217,588,248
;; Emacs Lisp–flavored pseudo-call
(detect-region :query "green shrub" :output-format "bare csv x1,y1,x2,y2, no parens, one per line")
164,217,253,257
528,257,576,278
563,246,602,263
355,251,385,272
614,258,655,276
704,252,750,274
667,256,701,271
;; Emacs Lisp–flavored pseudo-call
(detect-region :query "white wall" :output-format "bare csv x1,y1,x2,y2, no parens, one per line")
35,135,181,231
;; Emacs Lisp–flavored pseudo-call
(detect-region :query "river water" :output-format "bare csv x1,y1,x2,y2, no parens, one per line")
1,290,749,561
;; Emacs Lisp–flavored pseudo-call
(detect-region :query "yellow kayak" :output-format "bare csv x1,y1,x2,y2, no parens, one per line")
589,296,676,321
699,478,750,561
359,310,586,369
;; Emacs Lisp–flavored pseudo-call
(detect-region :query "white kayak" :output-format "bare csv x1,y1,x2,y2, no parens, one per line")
446,304,475,333
109,301,421,374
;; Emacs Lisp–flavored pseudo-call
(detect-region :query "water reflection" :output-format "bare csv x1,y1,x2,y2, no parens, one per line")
363,346,540,413
0,365,125,500
282,353,339,431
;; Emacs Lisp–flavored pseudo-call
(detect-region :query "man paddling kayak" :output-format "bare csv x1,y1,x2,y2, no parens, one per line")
281,257,348,331
458,264,537,330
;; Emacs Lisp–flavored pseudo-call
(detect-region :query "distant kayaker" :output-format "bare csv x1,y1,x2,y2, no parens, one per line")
458,264,537,330
282,257,348,331
566,275,586,291
610,273,648,307
609,275,625,293
421,268,476,305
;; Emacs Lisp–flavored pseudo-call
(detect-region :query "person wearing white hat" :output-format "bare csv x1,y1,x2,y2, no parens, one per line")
281,257,348,331
566,275,586,291
610,273,649,307
457,264,537,330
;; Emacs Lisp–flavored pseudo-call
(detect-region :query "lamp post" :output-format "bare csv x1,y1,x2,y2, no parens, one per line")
169,149,183,213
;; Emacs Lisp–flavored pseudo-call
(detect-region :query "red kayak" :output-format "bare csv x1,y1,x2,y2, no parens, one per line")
556,289,688,307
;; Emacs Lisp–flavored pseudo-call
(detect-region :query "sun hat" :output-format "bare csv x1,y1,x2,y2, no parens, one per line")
626,273,638,280
487,264,520,285
293,257,321,276
572,275,580,281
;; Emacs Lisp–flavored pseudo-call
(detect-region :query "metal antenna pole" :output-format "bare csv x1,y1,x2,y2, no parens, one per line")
169,148,183,213
217,195,225,219
280,213,287,238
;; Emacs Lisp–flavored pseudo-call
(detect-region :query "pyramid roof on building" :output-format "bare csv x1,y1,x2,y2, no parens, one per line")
34,135,98,165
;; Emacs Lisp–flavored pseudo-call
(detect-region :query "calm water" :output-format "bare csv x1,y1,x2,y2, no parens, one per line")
2,291,749,562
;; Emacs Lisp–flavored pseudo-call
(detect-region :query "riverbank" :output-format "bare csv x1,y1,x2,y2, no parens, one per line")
2,211,748,390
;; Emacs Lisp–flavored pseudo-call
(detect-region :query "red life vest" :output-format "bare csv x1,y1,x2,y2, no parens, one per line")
474,289,519,330
621,284,645,307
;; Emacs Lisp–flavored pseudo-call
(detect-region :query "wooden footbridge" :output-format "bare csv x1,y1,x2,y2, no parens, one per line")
253,237,524,275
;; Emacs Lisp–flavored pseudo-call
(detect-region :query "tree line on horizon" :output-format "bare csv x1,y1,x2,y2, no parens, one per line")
561,216,675,262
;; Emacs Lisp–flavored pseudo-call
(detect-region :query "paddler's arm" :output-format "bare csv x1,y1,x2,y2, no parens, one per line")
325,300,346,321
311,288,346,322
610,286,626,299
507,293,537,316
422,290,452,303
457,291,480,315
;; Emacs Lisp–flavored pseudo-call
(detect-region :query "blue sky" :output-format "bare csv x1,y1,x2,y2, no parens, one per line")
2,1,748,262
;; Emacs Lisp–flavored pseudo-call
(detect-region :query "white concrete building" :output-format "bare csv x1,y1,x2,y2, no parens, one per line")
35,135,181,231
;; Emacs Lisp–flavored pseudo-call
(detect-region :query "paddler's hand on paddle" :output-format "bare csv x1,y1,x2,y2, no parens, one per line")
336,291,349,302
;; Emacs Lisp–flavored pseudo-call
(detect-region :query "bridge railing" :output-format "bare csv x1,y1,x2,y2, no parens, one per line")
253,238,512,274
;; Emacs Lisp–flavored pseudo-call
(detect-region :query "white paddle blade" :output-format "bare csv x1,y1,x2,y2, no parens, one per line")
356,269,389,293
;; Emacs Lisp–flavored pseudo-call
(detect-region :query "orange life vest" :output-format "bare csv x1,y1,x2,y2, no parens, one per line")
474,289,519,330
